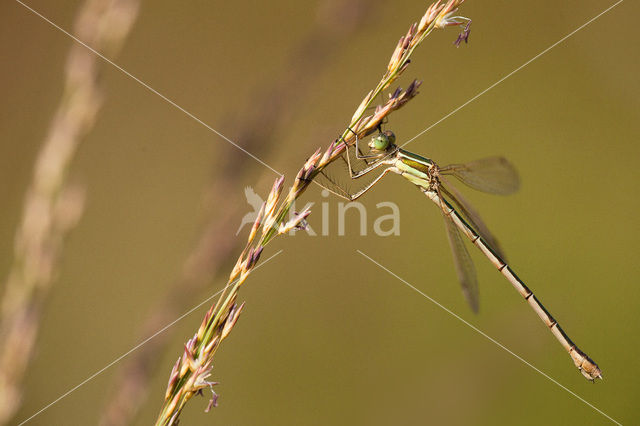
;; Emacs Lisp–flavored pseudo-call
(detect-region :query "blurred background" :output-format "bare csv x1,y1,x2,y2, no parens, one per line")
1,0,638,424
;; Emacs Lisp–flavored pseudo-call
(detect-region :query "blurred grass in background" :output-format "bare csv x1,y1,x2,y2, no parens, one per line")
1,0,638,424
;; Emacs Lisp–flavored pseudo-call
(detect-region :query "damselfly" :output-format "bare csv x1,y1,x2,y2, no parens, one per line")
315,129,602,381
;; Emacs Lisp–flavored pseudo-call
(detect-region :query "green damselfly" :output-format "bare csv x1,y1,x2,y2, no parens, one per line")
315,129,602,381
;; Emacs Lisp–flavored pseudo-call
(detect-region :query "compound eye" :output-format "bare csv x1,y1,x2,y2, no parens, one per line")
383,130,396,145
371,134,390,151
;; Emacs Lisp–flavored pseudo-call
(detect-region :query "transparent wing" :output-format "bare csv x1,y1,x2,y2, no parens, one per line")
439,177,507,260
437,190,479,313
440,157,520,195
314,141,393,200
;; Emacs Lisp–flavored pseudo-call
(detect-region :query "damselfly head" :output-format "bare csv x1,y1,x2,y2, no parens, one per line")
368,130,396,151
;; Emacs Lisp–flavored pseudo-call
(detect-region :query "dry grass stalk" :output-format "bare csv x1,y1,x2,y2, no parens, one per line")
0,0,140,423
155,1,469,424
99,3,378,424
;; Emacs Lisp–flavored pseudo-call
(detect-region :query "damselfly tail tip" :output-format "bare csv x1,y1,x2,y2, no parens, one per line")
570,347,602,382
579,363,602,382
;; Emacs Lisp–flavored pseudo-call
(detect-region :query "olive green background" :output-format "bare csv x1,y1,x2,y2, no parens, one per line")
1,0,638,424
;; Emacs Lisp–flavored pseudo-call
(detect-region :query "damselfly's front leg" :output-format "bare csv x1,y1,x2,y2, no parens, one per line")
341,167,395,201
350,129,384,161
341,128,395,179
